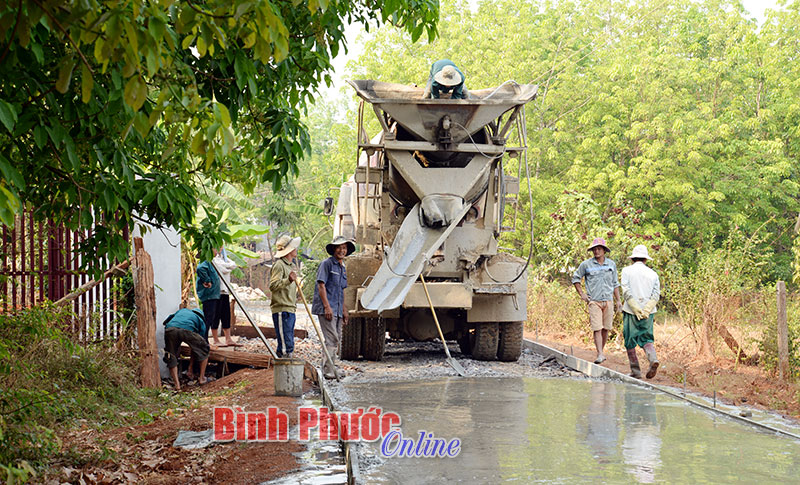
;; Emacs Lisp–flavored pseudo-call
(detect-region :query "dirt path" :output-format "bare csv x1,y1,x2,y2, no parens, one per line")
526,330,800,423
44,368,312,484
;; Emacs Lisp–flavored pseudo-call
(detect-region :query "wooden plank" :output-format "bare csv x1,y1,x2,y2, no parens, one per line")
777,281,789,380
180,344,274,368
133,238,161,388
232,324,307,340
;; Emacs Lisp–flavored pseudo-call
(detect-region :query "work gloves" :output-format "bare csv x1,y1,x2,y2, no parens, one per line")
626,298,657,320
627,299,644,318
640,299,658,319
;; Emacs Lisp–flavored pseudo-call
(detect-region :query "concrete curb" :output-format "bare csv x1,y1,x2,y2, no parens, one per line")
314,368,362,485
523,339,800,441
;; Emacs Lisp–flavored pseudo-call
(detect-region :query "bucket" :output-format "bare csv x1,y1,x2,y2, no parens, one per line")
273,358,305,396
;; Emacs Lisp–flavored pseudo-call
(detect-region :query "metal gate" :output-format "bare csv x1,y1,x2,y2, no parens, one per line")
0,211,130,343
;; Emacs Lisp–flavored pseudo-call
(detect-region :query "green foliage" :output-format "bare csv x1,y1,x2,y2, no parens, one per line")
793,234,800,285
0,304,185,474
339,0,799,287
532,190,680,289
300,258,321,302
250,97,358,258
226,223,270,240
670,225,769,332
0,0,440,272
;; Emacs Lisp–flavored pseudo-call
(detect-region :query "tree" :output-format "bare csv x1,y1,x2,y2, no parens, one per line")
342,0,799,284
0,0,438,272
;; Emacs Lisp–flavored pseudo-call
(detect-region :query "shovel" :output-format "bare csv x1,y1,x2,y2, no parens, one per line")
420,273,467,377
295,278,341,381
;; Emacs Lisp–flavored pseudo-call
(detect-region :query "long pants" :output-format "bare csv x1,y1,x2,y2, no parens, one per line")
209,293,231,330
318,314,343,373
271,312,296,356
201,298,220,342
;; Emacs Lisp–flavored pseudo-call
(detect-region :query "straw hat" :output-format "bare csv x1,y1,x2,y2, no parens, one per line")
274,235,301,258
325,235,356,256
587,237,610,253
434,65,462,87
629,244,652,260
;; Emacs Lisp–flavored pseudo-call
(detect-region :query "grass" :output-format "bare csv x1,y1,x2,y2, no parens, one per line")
0,304,192,483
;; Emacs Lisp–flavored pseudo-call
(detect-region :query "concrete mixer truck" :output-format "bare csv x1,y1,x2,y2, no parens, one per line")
330,80,537,362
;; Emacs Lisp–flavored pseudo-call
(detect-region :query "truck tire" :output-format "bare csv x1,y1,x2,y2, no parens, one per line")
471,322,499,361
361,317,386,361
497,321,523,362
458,331,473,355
340,317,362,361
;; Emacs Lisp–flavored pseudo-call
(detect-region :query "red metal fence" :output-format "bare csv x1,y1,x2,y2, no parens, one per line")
0,211,130,343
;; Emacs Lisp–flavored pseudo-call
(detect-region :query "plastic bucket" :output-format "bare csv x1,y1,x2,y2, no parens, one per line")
273,358,305,396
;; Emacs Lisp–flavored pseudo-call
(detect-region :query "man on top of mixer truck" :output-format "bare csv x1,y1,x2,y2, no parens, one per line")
422,59,468,100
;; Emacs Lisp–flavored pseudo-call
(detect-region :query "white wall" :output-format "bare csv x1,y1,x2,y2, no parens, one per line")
133,224,182,377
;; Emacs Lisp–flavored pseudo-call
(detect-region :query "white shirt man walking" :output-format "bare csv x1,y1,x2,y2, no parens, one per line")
620,245,661,379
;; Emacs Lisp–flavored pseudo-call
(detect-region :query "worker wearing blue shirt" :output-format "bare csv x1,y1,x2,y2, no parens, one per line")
423,59,468,99
163,308,210,390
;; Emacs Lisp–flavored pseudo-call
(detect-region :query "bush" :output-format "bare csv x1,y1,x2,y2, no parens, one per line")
0,304,178,481
759,294,800,379
300,258,321,302
532,190,681,287
669,226,771,358
527,278,587,334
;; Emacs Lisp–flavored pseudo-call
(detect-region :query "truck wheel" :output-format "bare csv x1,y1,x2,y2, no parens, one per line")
471,322,499,361
340,317,362,361
361,317,386,361
497,321,523,362
458,331,473,355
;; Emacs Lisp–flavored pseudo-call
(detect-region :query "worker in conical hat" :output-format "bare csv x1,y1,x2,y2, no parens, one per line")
422,59,468,100
269,234,301,358
312,236,355,378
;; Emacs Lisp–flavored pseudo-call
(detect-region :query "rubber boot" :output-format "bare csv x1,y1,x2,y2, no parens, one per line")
644,343,659,379
627,349,642,378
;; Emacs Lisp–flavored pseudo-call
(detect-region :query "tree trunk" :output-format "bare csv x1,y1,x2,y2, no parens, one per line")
133,237,161,389
697,319,715,360
717,323,748,363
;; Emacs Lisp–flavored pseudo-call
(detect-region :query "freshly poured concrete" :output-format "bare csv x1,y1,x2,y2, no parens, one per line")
341,377,800,483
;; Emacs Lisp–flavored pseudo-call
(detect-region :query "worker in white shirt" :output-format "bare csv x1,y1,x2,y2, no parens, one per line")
211,248,242,347
620,245,660,379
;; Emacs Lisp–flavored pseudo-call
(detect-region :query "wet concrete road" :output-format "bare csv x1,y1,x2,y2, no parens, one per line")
339,377,800,483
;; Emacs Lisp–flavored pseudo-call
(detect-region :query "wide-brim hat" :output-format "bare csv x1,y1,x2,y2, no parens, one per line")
587,237,610,253
326,235,356,256
629,244,652,260
274,235,301,258
434,65,462,87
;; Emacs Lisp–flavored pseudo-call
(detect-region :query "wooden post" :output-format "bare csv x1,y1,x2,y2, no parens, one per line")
133,237,161,388
777,281,789,380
